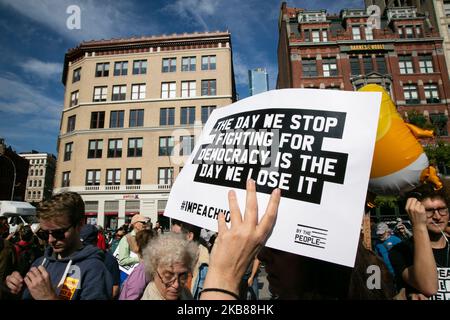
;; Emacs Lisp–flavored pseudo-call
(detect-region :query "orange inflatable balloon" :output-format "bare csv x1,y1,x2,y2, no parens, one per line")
358,84,441,195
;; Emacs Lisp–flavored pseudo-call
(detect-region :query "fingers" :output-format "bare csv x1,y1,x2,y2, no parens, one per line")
217,212,228,234
244,179,258,226
6,272,23,293
228,190,242,226
258,188,281,238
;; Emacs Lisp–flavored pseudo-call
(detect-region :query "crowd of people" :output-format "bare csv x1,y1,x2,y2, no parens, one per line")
1,178,449,300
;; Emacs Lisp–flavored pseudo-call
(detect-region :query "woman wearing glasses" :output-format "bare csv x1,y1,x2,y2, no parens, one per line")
141,232,197,300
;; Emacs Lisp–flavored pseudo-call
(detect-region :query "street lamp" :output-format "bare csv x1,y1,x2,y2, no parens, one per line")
0,154,16,200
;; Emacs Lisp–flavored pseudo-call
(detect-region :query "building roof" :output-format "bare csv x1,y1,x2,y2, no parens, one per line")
62,30,232,85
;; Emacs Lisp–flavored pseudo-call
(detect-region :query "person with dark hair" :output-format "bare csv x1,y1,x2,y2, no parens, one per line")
171,219,209,299
5,192,113,300
0,217,17,300
14,225,44,276
80,224,120,299
390,183,450,300
119,229,155,300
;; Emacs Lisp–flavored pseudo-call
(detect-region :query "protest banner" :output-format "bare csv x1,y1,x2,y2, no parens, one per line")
165,88,381,267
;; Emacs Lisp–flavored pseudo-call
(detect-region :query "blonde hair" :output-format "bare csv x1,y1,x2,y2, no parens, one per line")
143,232,198,279
37,192,85,226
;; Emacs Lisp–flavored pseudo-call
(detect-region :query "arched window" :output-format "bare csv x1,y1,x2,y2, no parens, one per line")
40,169,44,176
30,169,34,176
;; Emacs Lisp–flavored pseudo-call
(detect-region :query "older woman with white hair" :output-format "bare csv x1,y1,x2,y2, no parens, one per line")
141,232,198,300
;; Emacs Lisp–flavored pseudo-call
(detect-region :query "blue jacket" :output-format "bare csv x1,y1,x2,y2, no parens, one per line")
22,244,112,300
375,235,402,276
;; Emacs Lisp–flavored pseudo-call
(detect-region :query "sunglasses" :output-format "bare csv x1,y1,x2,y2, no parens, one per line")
36,224,74,241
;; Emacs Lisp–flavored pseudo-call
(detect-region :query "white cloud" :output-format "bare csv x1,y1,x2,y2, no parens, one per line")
0,0,160,42
0,76,61,118
165,0,221,30
19,58,62,79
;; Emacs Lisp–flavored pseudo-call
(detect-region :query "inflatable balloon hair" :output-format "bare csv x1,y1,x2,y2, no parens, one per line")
358,84,442,195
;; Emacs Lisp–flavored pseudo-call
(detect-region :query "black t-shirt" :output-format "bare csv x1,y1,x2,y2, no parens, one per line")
389,237,450,300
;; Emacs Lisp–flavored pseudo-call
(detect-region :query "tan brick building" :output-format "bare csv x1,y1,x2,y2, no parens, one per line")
54,31,236,230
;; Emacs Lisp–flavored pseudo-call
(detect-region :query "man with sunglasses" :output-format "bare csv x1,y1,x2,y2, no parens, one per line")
389,184,450,300
5,192,112,300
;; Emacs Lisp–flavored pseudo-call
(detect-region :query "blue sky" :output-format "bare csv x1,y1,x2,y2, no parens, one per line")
0,0,363,155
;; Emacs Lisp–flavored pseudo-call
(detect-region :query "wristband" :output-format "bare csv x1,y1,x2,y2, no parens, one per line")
200,288,240,300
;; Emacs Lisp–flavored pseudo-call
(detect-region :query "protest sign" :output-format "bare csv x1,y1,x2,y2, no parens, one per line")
165,88,381,267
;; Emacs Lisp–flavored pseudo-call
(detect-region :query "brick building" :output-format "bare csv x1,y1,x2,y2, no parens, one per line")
278,3,450,138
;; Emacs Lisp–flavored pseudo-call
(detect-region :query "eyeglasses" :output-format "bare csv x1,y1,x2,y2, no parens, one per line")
425,207,449,218
36,224,74,241
155,269,189,288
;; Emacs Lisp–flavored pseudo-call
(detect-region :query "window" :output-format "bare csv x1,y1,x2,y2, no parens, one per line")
30,169,33,176
39,169,43,176
70,91,79,107
445,2,450,16
67,116,76,133
182,56,196,71
403,85,419,104
86,170,101,186
28,180,32,187
106,169,121,185
95,63,109,77
322,58,337,77
108,139,122,158
181,107,195,125
424,84,440,103
64,142,73,161
72,67,81,83
322,30,328,42
312,30,320,43
416,26,422,37
201,55,216,70
93,86,108,102
376,56,387,74
126,168,141,185
399,56,414,74
133,60,147,75
201,106,216,123
365,26,373,40
419,55,434,73
38,180,42,187
352,26,361,40
129,109,144,127
128,138,143,157
161,82,176,99
158,167,173,185
181,81,196,98
159,137,174,156
88,139,103,158
430,113,448,136
162,58,176,72
302,59,317,77
180,136,194,156
363,56,374,74
405,26,414,38
114,61,128,76
160,108,175,125
62,171,70,187
304,30,310,42
33,180,37,187
131,84,146,100
201,79,216,96
350,57,361,75
109,110,124,128
90,111,105,129
112,85,127,101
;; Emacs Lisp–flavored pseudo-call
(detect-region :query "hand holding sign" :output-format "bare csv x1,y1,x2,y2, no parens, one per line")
201,179,280,300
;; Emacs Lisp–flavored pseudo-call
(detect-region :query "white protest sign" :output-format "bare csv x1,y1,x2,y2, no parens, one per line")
165,88,381,267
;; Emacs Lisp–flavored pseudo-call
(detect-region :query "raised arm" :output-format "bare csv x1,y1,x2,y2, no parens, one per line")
200,179,280,300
